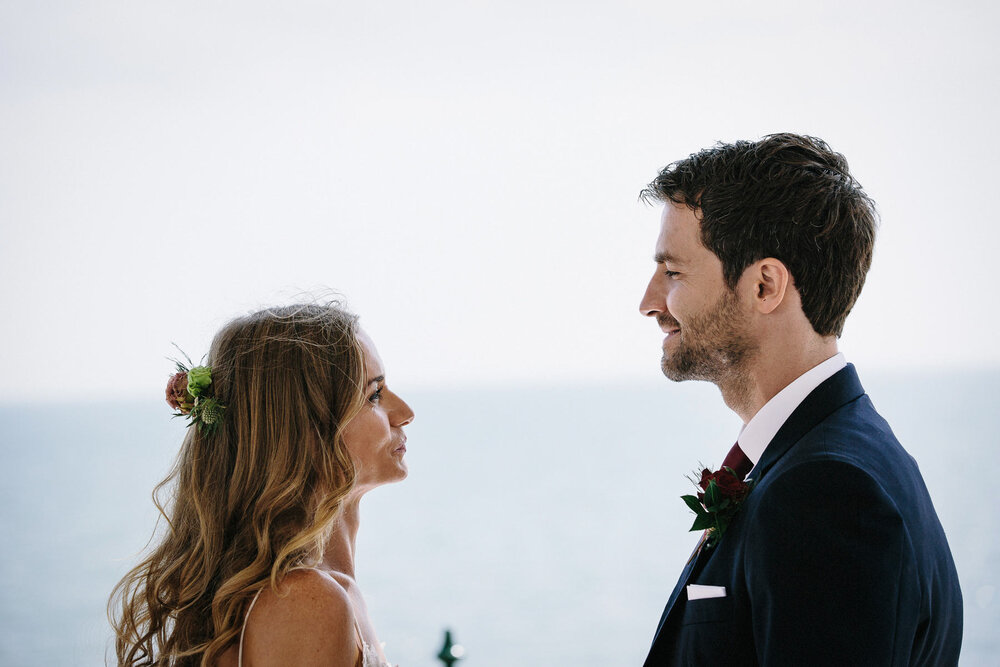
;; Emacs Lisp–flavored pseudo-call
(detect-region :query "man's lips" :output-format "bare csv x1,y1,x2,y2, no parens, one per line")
656,315,680,335
660,326,681,349
393,437,407,453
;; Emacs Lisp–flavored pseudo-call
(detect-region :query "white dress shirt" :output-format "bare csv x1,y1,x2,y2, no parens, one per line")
737,352,846,477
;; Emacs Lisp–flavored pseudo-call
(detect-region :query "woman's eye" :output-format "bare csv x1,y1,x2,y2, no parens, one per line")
368,387,384,404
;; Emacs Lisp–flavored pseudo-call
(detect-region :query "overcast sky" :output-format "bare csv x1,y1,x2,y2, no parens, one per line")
1,0,998,402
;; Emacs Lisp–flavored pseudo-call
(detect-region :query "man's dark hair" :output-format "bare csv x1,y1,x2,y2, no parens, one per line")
640,133,877,337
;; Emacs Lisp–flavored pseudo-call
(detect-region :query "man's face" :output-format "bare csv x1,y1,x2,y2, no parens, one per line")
639,202,756,383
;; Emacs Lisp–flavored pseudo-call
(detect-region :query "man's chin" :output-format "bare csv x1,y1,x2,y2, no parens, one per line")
660,356,688,382
661,354,712,383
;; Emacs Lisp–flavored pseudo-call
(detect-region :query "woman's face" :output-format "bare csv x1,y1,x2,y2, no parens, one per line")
341,330,414,489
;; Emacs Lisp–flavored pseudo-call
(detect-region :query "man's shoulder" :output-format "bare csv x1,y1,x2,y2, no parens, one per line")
752,393,940,534
783,392,914,476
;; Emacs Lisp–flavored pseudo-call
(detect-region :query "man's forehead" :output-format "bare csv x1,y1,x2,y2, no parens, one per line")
654,203,702,263
653,223,690,265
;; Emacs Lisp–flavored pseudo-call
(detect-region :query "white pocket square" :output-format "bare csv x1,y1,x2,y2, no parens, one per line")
687,584,727,600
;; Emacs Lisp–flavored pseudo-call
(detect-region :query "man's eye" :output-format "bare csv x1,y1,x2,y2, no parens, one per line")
664,270,680,278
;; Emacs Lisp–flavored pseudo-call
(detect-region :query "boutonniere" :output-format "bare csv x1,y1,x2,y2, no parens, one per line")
681,467,754,549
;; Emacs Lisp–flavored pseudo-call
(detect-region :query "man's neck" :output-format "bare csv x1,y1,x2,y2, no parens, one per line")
718,337,839,423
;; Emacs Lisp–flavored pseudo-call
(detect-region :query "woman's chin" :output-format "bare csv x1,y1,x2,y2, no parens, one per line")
380,462,408,484
354,463,408,490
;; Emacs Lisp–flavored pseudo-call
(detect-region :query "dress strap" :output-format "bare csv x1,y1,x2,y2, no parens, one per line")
237,588,264,667
354,620,370,667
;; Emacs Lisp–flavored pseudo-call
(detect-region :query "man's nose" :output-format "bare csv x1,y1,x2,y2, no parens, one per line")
640,273,664,318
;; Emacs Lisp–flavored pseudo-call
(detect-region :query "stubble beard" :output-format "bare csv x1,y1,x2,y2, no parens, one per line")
659,288,757,387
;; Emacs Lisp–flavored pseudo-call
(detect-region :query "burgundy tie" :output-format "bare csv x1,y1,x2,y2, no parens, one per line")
722,441,754,480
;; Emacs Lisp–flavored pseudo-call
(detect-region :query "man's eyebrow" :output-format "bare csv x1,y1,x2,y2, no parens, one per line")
654,251,683,265
365,375,385,387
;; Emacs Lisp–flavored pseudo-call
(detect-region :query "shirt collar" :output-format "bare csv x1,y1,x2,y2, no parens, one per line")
737,352,846,465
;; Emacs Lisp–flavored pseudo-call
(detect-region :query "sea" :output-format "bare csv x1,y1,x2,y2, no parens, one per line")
1,370,998,666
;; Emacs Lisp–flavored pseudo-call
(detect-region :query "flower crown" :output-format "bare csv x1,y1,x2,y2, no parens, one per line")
165,349,226,434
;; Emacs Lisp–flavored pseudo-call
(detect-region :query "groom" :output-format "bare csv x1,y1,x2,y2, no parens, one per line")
638,134,963,665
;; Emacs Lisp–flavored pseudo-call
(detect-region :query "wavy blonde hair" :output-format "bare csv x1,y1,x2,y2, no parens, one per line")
109,302,366,666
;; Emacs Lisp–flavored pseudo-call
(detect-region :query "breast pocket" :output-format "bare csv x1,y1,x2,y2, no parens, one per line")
682,596,734,626
676,596,746,664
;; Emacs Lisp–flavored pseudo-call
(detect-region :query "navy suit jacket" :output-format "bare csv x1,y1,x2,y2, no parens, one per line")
644,365,963,666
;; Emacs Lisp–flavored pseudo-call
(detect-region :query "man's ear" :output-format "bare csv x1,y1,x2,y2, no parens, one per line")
747,257,789,314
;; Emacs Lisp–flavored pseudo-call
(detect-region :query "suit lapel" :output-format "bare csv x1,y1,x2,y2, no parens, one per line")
647,537,711,652
748,364,865,483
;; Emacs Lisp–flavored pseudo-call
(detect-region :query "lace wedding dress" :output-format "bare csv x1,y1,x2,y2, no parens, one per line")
358,639,394,667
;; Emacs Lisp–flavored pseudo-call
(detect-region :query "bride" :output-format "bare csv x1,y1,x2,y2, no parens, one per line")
109,302,414,666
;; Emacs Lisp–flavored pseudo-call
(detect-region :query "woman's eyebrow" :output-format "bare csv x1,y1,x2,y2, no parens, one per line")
365,375,385,387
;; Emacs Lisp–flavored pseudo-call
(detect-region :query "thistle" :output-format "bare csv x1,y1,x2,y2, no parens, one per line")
190,397,225,434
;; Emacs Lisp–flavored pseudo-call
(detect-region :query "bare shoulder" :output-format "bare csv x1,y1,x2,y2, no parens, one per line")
243,568,359,666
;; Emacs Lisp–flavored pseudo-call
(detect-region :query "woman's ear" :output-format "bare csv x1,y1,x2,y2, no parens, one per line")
748,257,789,314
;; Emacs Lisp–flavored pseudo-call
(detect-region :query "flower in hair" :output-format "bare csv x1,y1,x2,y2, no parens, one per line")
165,371,194,412
166,349,226,434
186,366,213,396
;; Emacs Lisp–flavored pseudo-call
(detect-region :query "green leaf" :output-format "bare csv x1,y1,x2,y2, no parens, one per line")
704,481,721,510
681,495,704,514
691,513,714,531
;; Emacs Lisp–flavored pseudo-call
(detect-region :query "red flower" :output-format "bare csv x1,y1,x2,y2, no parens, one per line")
699,467,749,501
166,371,194,413
683,464,755,548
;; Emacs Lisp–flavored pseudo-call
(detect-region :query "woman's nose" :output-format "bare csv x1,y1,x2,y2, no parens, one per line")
392,394,415,427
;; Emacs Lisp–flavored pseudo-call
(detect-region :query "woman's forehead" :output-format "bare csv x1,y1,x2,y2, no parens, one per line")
356,329,385,377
